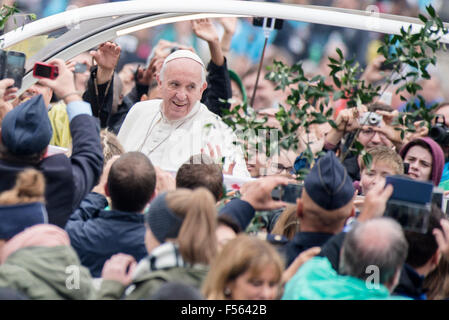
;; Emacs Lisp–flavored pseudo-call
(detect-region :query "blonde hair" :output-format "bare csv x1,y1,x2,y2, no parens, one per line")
271,204,300,240
165,187,218,265
202,234,284,300
360,145,404,174
0,169,45,205
100,129,125,163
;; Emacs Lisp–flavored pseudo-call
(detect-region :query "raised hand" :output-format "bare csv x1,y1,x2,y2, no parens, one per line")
218,17,237,53
0,78,17,102
90,41,121,84
240,175,290,211
0,78,16,126
154,166,176,195
191,18,219,44
219,17,237,35
358,181,393,222
37,59,80,104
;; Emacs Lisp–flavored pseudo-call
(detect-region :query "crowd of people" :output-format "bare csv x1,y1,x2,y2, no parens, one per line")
0,0,449,301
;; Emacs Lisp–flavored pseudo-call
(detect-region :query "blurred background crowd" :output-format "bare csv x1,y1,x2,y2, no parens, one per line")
3,0,448,74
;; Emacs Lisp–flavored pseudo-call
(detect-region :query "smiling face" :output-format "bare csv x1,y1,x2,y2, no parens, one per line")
18,83,53,107
158,58,207,121
404,145,433,182
360,160,398,195
227,263,280,300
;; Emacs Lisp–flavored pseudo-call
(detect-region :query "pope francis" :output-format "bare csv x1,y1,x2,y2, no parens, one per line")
117,50,250,177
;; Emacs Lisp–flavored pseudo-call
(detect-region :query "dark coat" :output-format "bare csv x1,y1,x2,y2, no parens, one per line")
0,114,103,228
65,192,148,278
393,263,427,300
283,232,335,267
218,198,335,267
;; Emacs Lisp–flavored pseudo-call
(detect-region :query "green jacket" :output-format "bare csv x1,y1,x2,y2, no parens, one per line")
0,246,95,300
98,265,209,300
282,257,410,300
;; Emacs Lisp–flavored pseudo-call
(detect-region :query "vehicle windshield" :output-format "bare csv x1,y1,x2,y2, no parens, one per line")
4,14,151,71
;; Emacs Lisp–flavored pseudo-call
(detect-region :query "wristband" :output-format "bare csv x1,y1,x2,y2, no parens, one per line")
61,91,82,100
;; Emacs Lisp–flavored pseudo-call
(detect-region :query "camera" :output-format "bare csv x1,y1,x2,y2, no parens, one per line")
359,112,382,127
252,17,284,30
429,115,449,146
271,183,303,204
0,49,26,89
33,62,59,80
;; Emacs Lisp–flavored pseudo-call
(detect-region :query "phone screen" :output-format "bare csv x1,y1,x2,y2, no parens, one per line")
34,64,53,78
5,51,26,88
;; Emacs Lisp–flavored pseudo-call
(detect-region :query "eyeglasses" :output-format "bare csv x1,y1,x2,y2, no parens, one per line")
360,128,376,136
270,162,294,173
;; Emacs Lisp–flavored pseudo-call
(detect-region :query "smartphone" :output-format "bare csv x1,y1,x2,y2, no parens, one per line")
385,175,433,205
384,175,434,233
2,50,26,88
271,184,303,203
74,62,87,74
33,62,59,80
384,200,431,234
253,17,284,30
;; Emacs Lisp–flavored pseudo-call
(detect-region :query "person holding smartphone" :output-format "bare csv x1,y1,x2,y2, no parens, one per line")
0,59,103,228
399,137,445,186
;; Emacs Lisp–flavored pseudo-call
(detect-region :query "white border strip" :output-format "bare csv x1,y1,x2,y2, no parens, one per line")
2,0,449,48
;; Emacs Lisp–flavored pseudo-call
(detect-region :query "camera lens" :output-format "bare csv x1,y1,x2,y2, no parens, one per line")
368,115,379,125
429,125,446,144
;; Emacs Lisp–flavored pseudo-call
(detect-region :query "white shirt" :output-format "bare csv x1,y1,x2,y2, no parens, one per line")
118,99,250,177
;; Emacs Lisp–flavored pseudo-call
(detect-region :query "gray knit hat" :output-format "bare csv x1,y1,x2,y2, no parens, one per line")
145,193,183,244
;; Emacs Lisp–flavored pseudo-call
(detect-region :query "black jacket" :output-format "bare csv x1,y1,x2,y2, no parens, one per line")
393,263,427,300
219,198,335,266
283,232,335,267
65,192,147,277
0,114,103,228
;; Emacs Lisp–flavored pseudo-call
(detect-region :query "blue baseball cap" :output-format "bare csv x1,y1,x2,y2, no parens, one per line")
304,152,354,210
1,94,52,155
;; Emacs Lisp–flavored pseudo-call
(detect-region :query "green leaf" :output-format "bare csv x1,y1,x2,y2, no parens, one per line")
363,153,373,171
333,76,341,89
419,14,428,23
336,48,344,59
333,91,344,101
427,5,436,18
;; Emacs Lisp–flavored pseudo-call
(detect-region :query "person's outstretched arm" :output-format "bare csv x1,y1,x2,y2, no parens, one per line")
192,19,232,116
40,59,104,223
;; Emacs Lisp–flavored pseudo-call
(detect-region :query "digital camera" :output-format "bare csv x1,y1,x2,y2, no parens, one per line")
429,115,449,146
358,112,382,127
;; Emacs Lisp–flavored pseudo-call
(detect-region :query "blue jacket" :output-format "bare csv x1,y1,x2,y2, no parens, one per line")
65,193,148,278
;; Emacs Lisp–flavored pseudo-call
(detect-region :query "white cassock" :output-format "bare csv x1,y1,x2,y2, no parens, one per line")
117,99,250,177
